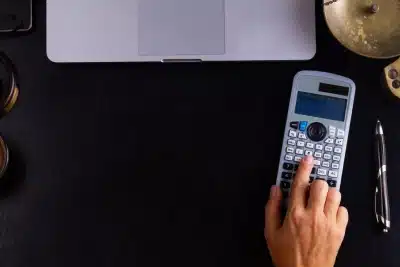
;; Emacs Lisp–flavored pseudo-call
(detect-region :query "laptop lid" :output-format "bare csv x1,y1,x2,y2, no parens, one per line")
47,0,315,62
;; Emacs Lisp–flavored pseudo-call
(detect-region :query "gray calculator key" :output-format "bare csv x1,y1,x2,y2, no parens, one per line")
333,155,341,161
298,133,307,139
322,161,330,168
294,156,302,162
306,142,314,149
325,146,333,152
297,141,305,147
335,139,343,146
288,139,296,146
329,126,336,136
323,154,332,160
315,144,323,150
334,147,342,154
289,130,297,137
327,180,337,187
287,147,295,153
325,138,334,144
296,149,304,155
337,129,345,137
285,154,294,161
332,163,339,169
317,168,327,176
314,152,322,158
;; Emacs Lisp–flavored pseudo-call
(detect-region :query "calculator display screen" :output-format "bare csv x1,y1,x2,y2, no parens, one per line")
295,92,347,121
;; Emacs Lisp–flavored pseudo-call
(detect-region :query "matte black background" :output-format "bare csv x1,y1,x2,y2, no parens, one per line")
1,1,400,267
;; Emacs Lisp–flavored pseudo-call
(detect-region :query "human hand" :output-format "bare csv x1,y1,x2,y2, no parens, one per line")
265,155,349,267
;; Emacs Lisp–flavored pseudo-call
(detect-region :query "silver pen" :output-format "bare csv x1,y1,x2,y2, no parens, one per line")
375,120,390,233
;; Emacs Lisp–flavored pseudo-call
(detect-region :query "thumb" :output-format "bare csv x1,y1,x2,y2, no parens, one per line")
265,185,282,239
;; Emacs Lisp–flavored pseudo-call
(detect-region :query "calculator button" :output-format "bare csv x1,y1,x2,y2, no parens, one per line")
289,130,297,138
325,146,333,152
337,129,345,137
328,170,338,178
314,160,321,166
322,161,330,168
314,152,322,158
295,149,304,155
323,154,332,160
315,144,323,150
288,139,296,146
327,180,337,187
297,141,305,147
329,126,336,136
325,138,334,144
332,163,339,169
298,133,307,139
317,168,327,176
299,121,308,132
335,139,343,146
283,163,294,170
282,172,293,180
307,122,327,142
306,142,314,149
285,154,294,161
334,147,342,154
333,155,341,161
311,167,316,174
290,121,299,130
305,150,313,156
281,181,291,190
294,156,302,162
286,147,295,153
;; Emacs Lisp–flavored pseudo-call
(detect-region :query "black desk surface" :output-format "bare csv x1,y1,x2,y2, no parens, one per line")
1,1,400,267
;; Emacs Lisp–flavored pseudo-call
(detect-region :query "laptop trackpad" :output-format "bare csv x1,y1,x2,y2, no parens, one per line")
138,0,225,56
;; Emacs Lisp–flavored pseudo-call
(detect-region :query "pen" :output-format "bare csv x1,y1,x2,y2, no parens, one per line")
375,120,390,233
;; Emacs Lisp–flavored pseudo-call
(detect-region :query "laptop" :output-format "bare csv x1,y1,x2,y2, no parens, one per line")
46,0,316,62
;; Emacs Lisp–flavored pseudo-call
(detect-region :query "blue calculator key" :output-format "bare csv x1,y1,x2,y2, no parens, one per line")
299,121,308,131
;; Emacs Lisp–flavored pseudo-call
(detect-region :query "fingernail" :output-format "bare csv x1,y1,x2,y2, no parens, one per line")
303,155,313,164
270,186,278,199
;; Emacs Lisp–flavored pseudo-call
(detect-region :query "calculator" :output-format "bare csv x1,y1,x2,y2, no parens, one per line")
276,71,356,193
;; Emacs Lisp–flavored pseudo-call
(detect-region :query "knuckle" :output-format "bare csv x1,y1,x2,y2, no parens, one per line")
312,179,328,191
290,206,304,225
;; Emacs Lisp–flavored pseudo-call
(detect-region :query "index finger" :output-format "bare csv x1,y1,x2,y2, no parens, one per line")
289,155,314,209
